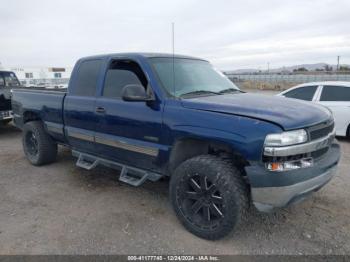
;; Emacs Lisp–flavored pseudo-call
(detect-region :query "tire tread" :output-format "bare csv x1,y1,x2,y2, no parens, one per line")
22,121,57,165
170,154,249,240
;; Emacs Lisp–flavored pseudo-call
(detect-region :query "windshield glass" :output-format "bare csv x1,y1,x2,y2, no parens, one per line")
0,72,20,87
149,58,239,97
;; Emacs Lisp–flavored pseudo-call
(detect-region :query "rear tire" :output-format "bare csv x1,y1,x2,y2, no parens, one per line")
170,154,249,240
22,121,57,166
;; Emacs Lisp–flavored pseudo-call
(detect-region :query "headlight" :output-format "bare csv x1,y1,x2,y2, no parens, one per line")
264,129,307,147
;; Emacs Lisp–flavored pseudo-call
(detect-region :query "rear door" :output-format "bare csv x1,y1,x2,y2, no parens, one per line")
318,85,350,136
63,59,104,153
94,58,164,171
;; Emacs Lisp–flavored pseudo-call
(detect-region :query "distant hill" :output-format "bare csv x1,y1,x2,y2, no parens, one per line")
225,63,350,74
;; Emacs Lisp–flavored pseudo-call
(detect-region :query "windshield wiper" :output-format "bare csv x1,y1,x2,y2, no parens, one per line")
218,88,243,94
180,90,220,97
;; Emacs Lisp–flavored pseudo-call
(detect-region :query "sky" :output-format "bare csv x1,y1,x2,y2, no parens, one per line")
1,0,350,70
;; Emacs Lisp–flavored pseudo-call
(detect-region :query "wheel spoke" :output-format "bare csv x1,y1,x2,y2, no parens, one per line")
189,178,201,192
191,200,204,215
185,191,200,200
203,206,210,221
209,203,224,218
207,184,217,194
200,176,207,190
26,132,39,155
211,195,223,204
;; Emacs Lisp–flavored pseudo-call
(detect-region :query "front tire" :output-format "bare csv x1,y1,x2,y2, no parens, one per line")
22,121,57,166
170,155,249,240
0,119,11,126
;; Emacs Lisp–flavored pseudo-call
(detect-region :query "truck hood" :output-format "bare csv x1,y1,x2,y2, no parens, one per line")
181,93,332,130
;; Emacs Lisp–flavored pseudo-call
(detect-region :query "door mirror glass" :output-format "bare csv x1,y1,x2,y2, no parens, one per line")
122,84,154,102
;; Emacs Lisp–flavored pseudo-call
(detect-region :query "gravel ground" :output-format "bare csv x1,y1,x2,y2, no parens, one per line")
0,93,349,255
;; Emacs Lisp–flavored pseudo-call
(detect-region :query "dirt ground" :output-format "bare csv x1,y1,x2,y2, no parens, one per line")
0,93,349,255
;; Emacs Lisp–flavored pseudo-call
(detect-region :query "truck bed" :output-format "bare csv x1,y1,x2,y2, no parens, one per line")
11,89,66,129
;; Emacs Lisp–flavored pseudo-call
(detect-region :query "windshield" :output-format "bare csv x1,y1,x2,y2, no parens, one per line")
0,72,21,87
149,58,240,98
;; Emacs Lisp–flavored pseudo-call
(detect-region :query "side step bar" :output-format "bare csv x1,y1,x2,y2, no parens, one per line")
72,150,163,187
76,154,99,170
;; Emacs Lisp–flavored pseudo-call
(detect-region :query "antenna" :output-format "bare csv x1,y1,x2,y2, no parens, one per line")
172,22,175,56
172,22,175,96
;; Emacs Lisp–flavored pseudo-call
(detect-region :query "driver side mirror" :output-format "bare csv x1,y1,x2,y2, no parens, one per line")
121,84,155,102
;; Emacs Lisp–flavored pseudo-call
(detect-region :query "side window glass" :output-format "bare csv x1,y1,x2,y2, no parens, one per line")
320,86,350,101
103,60,147,99
0,75,4,86
284,86,317,101
73,59,102,96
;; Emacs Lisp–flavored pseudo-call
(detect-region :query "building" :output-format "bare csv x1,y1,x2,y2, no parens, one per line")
4,66,72,88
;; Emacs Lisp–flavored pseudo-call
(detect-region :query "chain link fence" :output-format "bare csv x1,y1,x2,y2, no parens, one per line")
226,73,350,90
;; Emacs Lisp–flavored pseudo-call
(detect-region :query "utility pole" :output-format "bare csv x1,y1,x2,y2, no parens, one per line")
337,56,340,71
267,62,270,74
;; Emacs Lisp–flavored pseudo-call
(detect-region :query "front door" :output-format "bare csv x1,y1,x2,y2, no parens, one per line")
94,59,164,171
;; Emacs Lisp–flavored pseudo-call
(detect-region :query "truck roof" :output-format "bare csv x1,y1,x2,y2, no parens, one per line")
293,81,350,87
79,52,207,62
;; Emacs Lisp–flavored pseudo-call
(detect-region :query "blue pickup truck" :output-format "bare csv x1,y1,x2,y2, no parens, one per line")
12,53,340,239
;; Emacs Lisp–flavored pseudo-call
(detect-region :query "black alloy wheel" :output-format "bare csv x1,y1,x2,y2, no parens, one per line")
25,131,39,157
179,174,224,229
170,154,249,240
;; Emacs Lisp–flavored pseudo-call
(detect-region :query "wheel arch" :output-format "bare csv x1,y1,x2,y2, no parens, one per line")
167,137,249,174
23,110,42,124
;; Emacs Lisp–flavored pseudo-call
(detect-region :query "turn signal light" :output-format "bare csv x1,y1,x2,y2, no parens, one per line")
266,158,313,172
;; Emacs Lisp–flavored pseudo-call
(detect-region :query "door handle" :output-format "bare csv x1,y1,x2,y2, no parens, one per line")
95,107,106,113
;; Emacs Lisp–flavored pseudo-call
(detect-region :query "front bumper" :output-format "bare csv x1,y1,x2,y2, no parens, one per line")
0,110,13,121
245,143,340,212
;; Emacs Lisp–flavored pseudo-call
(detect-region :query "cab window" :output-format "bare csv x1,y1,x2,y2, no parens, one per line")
103,60,147,99
283,86,318,101
72,59,103,96
0,75,4,86
0,72,20,87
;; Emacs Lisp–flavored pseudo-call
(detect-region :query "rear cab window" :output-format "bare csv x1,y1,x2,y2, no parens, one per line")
0,74,4,86
71,59,103,96
0,72,20,87
320,85,350,101
283,86,318,101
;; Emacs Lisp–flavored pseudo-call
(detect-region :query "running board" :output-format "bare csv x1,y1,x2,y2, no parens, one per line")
76,154,99,170
72,150,163,186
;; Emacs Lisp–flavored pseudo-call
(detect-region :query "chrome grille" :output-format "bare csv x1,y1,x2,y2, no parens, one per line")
307,119,334,159
308,121,334,141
